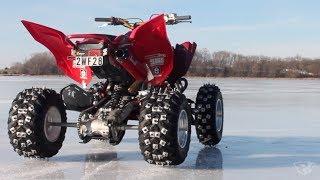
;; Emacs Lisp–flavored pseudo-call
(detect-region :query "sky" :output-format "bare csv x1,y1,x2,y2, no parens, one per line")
1,0,320,68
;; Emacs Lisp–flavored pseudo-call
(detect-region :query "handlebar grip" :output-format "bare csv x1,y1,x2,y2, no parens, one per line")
94,18,112,22
176,15,191,21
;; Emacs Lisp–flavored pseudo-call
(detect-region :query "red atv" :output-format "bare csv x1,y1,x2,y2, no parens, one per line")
8,13,224,165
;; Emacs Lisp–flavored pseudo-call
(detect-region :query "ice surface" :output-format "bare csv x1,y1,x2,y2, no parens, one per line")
0,76,320,180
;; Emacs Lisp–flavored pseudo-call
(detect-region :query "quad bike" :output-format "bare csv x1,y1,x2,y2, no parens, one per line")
8,13,224,165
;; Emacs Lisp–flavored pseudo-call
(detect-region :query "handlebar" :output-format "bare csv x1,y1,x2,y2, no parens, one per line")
94,17,128,27
94,17,113,22
175,15,192,21
95,13,192,28
164,13,192,25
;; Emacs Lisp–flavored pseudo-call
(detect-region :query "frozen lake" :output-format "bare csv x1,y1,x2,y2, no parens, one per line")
0,76,320,180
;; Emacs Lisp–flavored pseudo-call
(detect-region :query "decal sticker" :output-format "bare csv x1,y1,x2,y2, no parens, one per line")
71,49,76,56
80,69,87,79
76,51,86,56
153,66,161,76
102,48,108,56
87,49,102,56
68,90,76,98
145,54,166,67
145,65,154,81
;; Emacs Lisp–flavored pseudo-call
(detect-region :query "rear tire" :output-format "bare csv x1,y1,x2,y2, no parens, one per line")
138,87,192,165
195,84,224,146
8,88,67,158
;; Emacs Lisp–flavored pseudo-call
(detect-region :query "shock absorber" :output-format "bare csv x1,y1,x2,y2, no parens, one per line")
105,84,123,110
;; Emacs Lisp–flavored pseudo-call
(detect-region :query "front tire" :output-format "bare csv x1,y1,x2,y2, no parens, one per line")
138,87,192,165
8,88,67,158
195,84,224,146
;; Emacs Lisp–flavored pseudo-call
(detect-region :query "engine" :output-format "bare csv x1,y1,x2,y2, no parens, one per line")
75,84,137,144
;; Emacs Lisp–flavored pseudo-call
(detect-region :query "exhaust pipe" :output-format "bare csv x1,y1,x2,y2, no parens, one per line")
114,48,129,59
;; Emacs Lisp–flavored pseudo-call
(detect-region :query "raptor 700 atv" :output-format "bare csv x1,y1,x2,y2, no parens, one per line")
8,13,224,165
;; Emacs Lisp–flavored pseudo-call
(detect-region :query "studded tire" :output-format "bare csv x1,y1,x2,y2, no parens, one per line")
8,88,67,158
195,84,224,146
138,87,192,165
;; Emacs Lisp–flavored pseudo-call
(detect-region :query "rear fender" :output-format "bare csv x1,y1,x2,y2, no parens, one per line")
21,20,92,85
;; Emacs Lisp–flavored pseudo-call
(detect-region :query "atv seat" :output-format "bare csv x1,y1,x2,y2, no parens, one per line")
168,42,197,83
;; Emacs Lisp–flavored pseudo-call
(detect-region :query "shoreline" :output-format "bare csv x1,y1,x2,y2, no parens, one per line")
1,74,319,80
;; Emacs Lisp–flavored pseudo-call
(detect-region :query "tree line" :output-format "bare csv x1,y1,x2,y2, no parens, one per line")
188,49,320,78
1,52,62,75
1,51,319,78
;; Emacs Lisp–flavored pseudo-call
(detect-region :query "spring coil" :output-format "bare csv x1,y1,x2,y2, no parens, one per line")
107,85,123,109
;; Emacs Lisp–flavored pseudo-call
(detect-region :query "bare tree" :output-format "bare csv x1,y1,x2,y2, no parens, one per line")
188,50,320,78
6,52,62,75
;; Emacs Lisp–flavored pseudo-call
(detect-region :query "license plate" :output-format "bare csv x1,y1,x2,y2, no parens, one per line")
73,56,103,68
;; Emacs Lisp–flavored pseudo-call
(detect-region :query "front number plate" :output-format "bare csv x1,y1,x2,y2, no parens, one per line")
73,56,103,68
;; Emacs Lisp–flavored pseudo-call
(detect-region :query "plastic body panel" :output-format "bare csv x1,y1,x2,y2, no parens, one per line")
129,14,174,85
21,14,195,86
21,20,93,85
